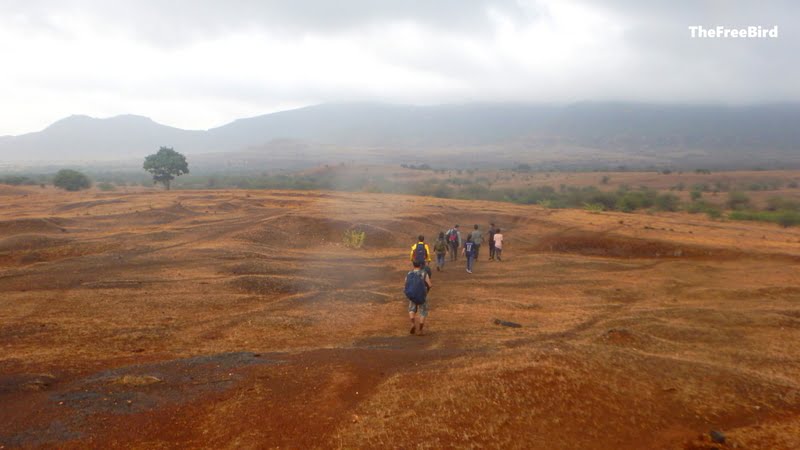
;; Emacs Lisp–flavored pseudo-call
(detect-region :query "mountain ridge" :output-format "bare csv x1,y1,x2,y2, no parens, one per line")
2,102,799,167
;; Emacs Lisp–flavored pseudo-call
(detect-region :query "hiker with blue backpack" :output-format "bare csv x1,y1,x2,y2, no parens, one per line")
404,260,432,335
410,235,432,277
462,233,476,274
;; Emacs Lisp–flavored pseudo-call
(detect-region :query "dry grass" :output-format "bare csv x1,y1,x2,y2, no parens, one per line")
1,185,800,448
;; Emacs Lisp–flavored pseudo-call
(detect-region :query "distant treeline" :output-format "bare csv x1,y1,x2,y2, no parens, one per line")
166,173,800,227
0,174,47,186
5,169,800,227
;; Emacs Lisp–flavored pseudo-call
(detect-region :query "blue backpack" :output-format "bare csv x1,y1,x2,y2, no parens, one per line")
413,243,427,264
404,270,427,304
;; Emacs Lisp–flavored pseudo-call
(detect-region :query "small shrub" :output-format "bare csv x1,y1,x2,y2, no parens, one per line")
778,211,800,228
343,229,366,249
726,191,751,210
97,182,116,191
0,175,36,185
654,193,680,212
728,210,800,227
583,202,604,212
687,201,722,219
53,169,91,191
514,164,532,172
766,196,800,211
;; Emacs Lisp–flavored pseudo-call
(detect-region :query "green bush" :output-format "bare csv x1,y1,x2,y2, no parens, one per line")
0,175,36,185
777,211,800,227
616,189,656,212
97,182,116,191
726,191,751,210
583,202,604,212
686,201,722,219
728,210,800,227
654,193,680,212
765,196,800,211
53,169,91,191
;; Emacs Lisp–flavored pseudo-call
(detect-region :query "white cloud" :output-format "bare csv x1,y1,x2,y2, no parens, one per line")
0,0,797,135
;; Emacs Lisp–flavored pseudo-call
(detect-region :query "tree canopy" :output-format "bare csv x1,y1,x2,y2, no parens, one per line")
53,169,91,191
143,147,189,190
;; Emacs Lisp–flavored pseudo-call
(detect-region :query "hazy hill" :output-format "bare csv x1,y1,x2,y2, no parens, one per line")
1,103,799,168
0,115,206,161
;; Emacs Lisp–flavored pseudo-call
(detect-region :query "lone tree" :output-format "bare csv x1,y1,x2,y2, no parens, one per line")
143,147,189,190
53,169,91,191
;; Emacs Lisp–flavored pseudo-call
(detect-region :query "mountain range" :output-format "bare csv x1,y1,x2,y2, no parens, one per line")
1,102,799,169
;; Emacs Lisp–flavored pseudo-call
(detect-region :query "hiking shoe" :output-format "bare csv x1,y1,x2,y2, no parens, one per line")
466,269,472,274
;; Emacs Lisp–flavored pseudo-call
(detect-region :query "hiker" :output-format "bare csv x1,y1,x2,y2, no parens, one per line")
493,228,504,261
410,234,432,277
488,222,496,261
471,224,483,260
445,224,461,261
462,233,476,273
433,231,448,272
404,260,432,335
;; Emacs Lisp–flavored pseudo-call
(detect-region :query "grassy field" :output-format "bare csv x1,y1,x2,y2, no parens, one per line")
1,184,800,448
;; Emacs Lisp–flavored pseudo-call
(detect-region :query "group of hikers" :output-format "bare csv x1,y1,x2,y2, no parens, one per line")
404,223,504,335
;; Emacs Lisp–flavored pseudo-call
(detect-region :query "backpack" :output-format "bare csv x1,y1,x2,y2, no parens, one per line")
433,239,447,254
447,229,458,243
404,270,427,304
413,243,427,264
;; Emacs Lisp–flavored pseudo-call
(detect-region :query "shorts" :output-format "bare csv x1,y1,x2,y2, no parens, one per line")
408,300,428,317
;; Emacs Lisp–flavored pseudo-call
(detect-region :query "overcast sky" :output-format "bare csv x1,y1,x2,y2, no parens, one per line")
1,0,797,135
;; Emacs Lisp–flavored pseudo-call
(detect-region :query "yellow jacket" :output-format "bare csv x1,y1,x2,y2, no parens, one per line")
410,242,431,262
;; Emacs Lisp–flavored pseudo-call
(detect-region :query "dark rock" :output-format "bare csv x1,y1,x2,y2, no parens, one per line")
710,430,726,444
493,319,522,328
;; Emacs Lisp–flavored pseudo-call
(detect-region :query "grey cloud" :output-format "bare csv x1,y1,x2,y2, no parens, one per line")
2,0,800,135
0,0,531,46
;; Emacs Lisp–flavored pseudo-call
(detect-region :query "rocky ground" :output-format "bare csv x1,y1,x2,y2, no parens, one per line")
1,186,799,449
